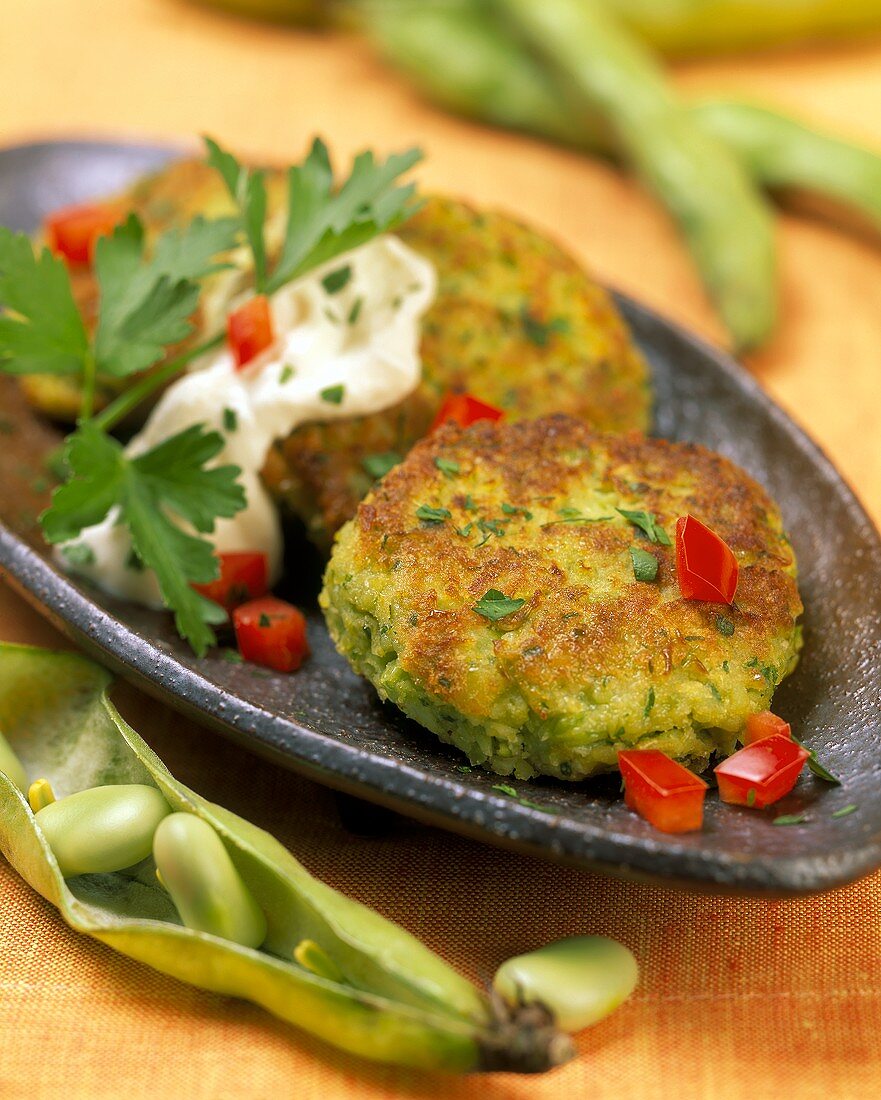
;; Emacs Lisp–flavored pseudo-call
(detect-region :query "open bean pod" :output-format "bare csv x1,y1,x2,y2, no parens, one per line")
0,643,572,1073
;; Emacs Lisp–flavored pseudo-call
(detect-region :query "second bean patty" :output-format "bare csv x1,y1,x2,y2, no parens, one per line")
321,416,803,780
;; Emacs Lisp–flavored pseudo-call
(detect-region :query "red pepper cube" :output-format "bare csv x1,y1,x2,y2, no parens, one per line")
44,201,123,265
715,735,809,809
228,295,274,369
430,392,504,433
233,596,309,673
743,710,792,746
618,749,708,834
675,515,738,604
192,551,268,611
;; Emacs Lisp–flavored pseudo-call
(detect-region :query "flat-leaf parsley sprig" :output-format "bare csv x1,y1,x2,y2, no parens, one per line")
204,135,423,295
0,136,426,656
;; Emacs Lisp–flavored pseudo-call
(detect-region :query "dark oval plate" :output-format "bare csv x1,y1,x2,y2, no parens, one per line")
2,140,880,896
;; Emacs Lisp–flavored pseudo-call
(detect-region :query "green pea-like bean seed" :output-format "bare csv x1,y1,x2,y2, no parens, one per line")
294,938,345,983
153,813,267,949
35,784,171,877
0,730,27,794
493,936,638,1033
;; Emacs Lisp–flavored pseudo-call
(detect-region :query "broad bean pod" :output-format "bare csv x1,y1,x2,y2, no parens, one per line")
0,643,572,1073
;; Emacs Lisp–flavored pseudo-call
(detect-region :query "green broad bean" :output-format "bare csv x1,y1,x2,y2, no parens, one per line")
153,812,267,949
28,778,56,812
0,643,573,1073
35,784,171,877
494,936,639,1032
0,729,27,793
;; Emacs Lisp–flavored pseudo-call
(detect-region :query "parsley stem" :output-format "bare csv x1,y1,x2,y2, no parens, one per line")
92,333,224,432
80,349,97,421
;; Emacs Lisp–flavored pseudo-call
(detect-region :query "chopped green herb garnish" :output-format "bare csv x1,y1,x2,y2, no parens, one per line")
456,523,474,538
541,509,612,528
222,407,238,432
362,452,401,480
746,788,757,807
502,502,533,520
519,799,552,812
716,614,735,637
463,494,477,512
520,305,570,347
61,543,95,568
616,508,671,546
643,687,655,717
492,784,518,798
630,546,658,582
792,737,841,785
279,364,295,384
475,517,506,547
319,384,345,405
415,504,451,524
220,648,244,664
708,682,722,702
347,296,363,325
258,613,271,628
321,264,352,295
722,660,730,673
457,765,472,774
773,813,808,826
434,457,460,478
832,804,858,818
473,589,526,621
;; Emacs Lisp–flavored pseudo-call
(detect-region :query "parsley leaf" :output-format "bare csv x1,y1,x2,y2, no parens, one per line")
41,422,246,655
792,736,841,785
616,508,671,546
270,139,423,291
630,546,659,582
434,457,460,478
0,228,88,375
362,452,401,480
415,504,451,524
473,589,526,621
492,784,518,798
321,265,352,295
773,813,808,826
94,213,238,379
716,614,735,636
520,305,569,347
204,137,268,289
320,384,345,405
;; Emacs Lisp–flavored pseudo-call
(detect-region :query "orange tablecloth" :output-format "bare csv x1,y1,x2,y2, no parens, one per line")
2,3,881,1097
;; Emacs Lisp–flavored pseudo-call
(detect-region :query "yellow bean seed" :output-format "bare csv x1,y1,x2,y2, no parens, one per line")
0,730,27,794
28,778,56,813
35,784,171,877
493,936,638,1032
153,813,267,949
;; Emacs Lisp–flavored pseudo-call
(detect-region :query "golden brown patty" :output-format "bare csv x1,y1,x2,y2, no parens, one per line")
321,415,802,780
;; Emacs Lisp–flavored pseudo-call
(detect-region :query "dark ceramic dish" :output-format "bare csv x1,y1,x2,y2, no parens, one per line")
2,140,880,896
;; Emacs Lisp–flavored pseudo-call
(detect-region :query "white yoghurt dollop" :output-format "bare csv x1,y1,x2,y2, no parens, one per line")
59,235,436,606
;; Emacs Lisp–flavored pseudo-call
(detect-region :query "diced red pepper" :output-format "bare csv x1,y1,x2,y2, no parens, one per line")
228,295,274,369
715,735,809,809
233,596,309,673
675,515,739,604
618,749,708,834
44,201,122,265
743,710,791,746
430,392,504,433
192,551,268,611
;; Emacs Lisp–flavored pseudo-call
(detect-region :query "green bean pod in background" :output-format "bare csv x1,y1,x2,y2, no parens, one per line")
605,0,881,58
362,1,881,349
692,101,881,235
493,0,777,353
0,644,573,1073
